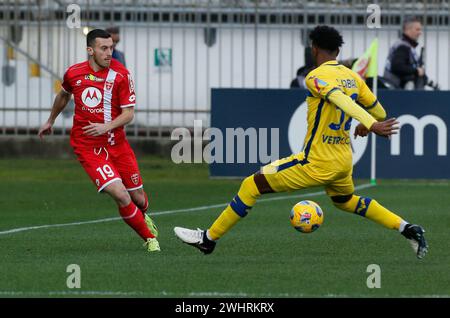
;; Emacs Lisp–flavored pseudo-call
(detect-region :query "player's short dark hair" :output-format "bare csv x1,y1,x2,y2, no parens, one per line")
105,26,120,35
86,29,111,47
309,25,344,53
402,16,422,31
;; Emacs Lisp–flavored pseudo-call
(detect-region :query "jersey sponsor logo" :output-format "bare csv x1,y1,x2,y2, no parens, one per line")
81,106,104,113
81,87,102,108
322,135,351,145
85,74,105,82
131,173,140,185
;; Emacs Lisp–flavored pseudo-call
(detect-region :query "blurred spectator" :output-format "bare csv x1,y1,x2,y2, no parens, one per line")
105,26,126,67
290,47,315,89
383,17,426,90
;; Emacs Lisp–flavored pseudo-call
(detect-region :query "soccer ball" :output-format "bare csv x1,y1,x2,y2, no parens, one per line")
289,200,324,233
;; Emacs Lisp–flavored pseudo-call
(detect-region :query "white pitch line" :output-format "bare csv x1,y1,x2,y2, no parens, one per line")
0,291,144,297
0,217,122,235
0,290,447,298
377,182,450,187
0,183,375,236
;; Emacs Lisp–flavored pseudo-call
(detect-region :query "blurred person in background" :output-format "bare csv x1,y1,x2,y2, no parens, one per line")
106,26,127,67
384,17,431,90
290,46,315,89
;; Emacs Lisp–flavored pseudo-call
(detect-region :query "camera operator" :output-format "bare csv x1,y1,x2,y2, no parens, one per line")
384,17,433,90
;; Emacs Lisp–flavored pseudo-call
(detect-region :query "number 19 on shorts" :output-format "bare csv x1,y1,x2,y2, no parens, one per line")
96,164,115,180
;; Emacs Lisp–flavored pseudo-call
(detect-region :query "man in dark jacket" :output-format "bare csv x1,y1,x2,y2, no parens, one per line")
384,17,426,89
105,26,127,67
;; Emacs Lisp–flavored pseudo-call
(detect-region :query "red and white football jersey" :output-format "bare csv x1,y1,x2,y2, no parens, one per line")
61,59,136,148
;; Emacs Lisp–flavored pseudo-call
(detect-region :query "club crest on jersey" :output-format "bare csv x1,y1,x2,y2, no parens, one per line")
105,80,114,92
307,76,329,93
81,87,102,108
313,77,328,93
85,74,104,82
131,173,140,185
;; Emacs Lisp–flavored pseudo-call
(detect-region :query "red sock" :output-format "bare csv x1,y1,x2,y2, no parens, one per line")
119,201,154,240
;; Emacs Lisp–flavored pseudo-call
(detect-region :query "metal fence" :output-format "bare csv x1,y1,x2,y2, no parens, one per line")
1,0,449,138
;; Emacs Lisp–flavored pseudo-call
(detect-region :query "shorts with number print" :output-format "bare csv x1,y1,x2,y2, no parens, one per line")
73,141,143,192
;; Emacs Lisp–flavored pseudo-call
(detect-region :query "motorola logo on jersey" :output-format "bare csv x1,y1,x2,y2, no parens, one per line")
81,87,102,108
288,101,368,165
81,106,104,113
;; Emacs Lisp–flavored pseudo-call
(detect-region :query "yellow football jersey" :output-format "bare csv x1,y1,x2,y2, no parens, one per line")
301,60,379,172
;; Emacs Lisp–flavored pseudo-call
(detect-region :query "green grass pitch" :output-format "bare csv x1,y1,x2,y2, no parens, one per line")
0,156,449,298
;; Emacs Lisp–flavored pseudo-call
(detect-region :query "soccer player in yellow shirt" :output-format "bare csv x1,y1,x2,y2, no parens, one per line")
174,25,428,259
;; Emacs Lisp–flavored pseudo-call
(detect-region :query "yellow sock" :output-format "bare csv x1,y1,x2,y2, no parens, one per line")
208,176,260,240
365,199,403,230
334,195,403,230
208,206,241,240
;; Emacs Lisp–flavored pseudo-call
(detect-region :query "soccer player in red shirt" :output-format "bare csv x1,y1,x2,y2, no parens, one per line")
38,29,160,252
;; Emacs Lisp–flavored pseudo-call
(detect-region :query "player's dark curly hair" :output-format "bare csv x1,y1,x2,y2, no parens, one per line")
309,25,344,53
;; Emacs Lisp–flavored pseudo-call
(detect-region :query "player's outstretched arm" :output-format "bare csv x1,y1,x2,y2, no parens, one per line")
355,77,387,121
328,90,399,138
38,90,72,139
354,117,399,139
327,89,377,129
365,102,386,121
353,102,388,138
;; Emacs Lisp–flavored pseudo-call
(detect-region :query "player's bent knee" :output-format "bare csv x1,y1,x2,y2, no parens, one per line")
229,175,260,218
253,172,274,194
240,176,260,199
331,194,374,216
130,188,145,204
331,194,353,204
116,192,132,207
331,194,355,212
104,181,131,207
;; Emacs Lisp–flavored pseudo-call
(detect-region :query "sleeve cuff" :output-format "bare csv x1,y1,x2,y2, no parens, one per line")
120,104,135,108
365,99,379,109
